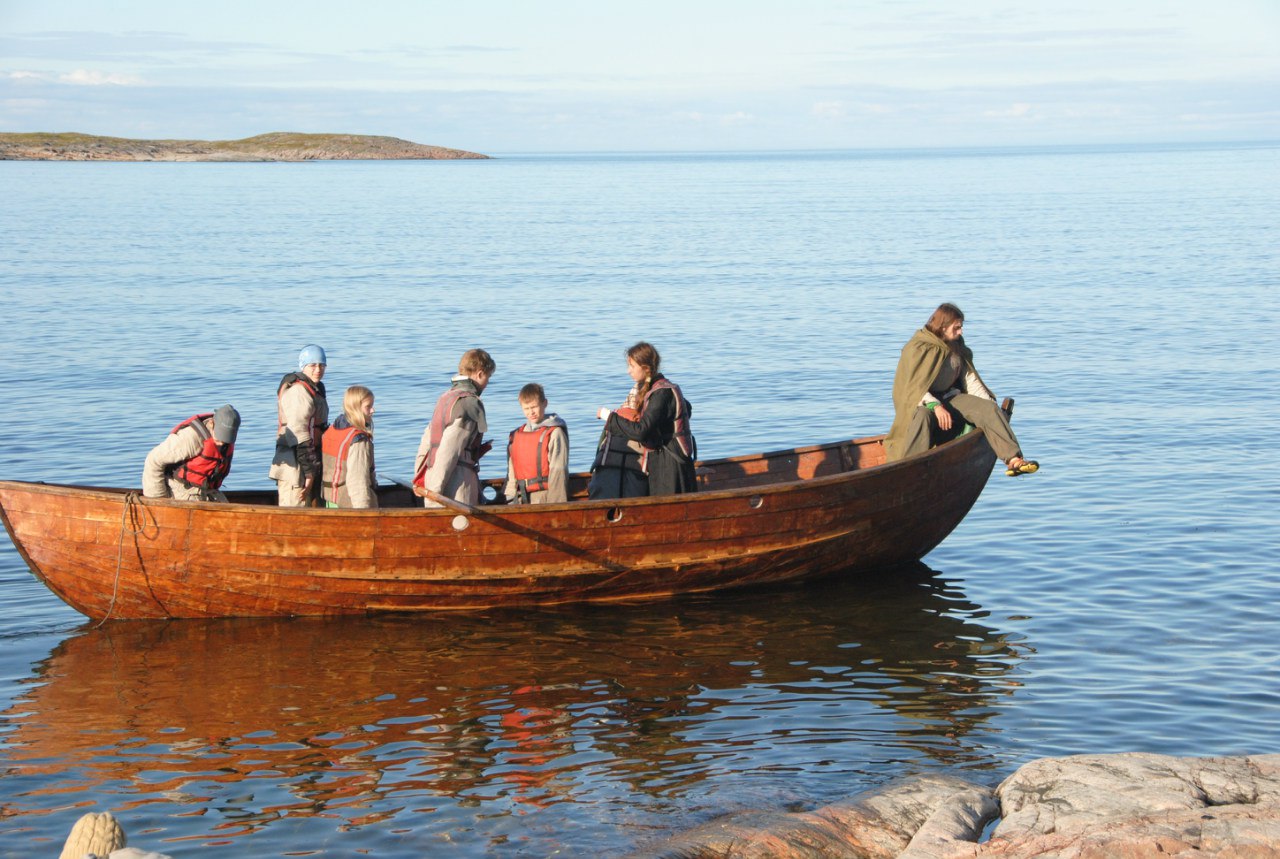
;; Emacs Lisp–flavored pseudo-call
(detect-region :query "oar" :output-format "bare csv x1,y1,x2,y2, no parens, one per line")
378,473,480,515
376,474,627,573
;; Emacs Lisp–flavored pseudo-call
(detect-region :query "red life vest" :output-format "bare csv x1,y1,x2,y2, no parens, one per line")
508,425,560,497
321,424,371,500
168,414,234,489
276,373,324,454
413,388,485,487
638,378,695,471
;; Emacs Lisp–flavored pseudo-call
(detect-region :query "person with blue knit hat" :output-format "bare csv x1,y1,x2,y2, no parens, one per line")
269,345,330,506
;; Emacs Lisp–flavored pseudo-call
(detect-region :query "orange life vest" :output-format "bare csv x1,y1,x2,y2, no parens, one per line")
413,388,485,487
168,414,234,489
508,425,562,500
321,424,371,500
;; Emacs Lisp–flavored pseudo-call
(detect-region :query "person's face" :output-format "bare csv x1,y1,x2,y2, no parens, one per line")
471,370,491,393
303,363,326,383
941,320,964,342
626,357,648,383
520,397,547,424
361,396,375,422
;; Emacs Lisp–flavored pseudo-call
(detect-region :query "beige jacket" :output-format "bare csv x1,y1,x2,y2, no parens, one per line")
414,415,481,507
269,381,329,486
143,422,210,501
322,431,378,509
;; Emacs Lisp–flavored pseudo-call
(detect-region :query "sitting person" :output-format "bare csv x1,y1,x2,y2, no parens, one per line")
142,405,240,502
413,348,496,507
503,383,570,504
594,341,697,497
884,302,1038,476
321,385,378,509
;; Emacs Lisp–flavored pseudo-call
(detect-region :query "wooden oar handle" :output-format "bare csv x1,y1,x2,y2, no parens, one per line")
420,488,479,516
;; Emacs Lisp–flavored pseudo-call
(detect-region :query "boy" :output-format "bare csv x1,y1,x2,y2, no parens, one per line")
504,383,570,504
413,348,496,508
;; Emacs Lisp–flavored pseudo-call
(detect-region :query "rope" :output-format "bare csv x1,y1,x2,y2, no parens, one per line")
95,490,142,628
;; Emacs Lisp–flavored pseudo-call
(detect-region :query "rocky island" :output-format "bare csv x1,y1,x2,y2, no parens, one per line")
0,131,488,161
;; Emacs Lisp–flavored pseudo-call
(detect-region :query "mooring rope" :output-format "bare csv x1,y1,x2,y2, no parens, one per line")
95,490,143,628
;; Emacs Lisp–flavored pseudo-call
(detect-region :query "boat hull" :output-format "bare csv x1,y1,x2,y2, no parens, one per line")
0,432,996,619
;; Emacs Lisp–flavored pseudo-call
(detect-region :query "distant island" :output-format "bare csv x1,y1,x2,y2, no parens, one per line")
0,132,489,162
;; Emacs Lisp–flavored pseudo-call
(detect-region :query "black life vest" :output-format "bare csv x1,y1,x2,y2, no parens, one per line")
168,414,234,489
591,406,645,473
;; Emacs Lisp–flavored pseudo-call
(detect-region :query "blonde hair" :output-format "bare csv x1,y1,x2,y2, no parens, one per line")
458,348,496,377
343,385,374,434
518,382,546,404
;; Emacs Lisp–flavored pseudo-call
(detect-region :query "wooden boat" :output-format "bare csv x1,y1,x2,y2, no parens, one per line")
0,413,1006,620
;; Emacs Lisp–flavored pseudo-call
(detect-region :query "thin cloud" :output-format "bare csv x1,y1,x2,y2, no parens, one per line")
1,30,271,63
60,69,144,86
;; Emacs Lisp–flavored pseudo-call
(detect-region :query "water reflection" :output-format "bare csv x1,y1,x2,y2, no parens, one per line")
2,567,1027,855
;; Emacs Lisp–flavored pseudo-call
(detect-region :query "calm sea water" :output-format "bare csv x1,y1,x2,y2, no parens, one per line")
1,143,1278,857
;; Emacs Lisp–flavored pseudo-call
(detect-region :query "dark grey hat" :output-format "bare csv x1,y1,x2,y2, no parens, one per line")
213,404,241,444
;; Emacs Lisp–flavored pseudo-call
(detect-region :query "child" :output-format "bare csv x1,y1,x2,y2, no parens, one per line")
321,385,377,509
413,349,496,508
503,383,570,504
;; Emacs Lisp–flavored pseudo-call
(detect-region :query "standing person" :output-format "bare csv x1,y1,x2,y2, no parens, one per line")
413,348,496,508
503,383,570,505
321,385,378,509
142,405,240,502
884,303,1039,476
594,341,697,497
269,344,330,507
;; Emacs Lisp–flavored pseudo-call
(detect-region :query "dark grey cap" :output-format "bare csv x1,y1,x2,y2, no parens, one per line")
213,404,241,444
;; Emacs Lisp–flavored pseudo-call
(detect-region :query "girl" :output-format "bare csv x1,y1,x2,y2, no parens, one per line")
594,342,697,497
321,385,378,508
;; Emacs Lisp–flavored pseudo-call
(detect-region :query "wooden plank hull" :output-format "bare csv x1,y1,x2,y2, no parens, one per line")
0,432,997,619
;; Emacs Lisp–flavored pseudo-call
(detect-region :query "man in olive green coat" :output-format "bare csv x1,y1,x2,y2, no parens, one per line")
885,303,1037,476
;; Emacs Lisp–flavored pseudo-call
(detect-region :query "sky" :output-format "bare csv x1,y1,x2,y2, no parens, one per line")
2,0,1278,153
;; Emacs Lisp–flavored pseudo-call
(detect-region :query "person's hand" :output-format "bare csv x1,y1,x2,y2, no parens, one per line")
597,407,612,420
935,404,953,432
477,440,493,458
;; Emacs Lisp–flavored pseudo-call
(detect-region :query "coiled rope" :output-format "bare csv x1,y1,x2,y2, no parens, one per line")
95,490,143,628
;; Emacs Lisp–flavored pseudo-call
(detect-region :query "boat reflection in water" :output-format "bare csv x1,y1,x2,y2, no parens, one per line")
1,566,1028,857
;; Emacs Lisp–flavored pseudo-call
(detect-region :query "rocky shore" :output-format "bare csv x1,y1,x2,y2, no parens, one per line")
628,753,1280,858
0,131,488,161
56,753,1280,857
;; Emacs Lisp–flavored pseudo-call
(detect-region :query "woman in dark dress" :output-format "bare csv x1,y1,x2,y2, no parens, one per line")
593,342,697,498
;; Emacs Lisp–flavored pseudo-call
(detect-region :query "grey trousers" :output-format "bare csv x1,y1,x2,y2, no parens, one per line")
899,393,1022,463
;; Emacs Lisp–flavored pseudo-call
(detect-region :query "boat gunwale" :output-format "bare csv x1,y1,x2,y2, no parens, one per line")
0,429,988,515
